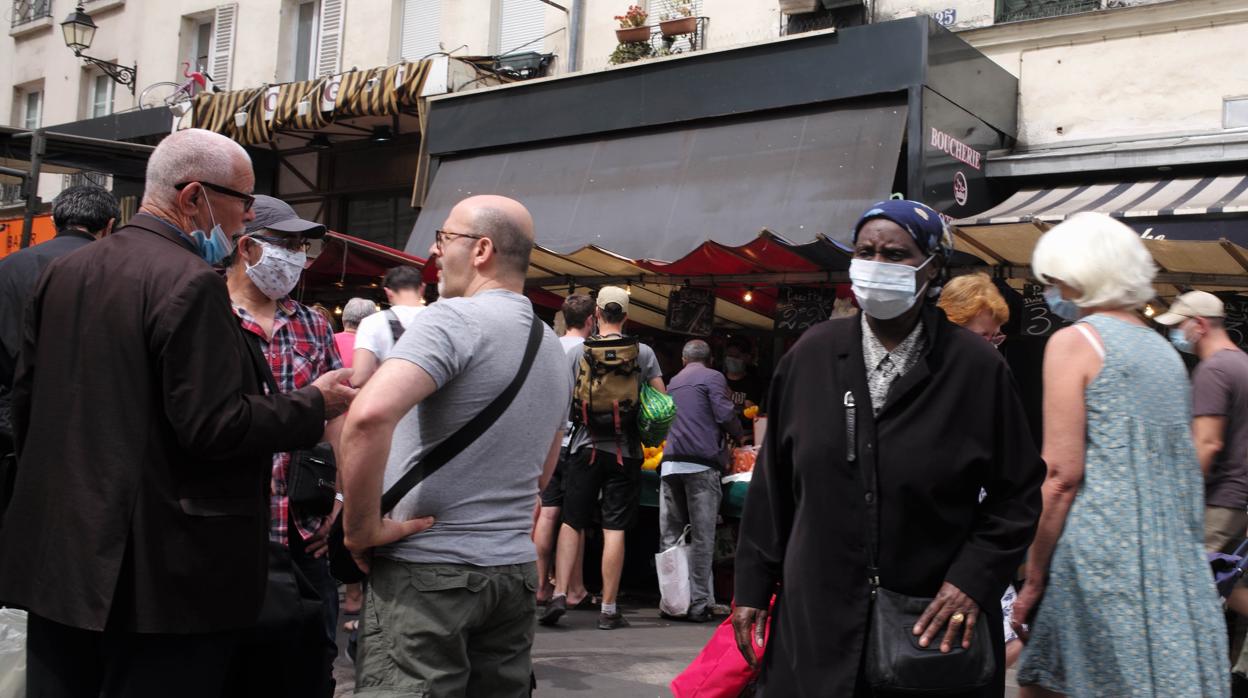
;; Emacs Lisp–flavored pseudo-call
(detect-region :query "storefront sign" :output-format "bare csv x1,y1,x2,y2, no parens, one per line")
666,287,716,336
920,88,1007,221
774,287,837,333
1220,295,1248,350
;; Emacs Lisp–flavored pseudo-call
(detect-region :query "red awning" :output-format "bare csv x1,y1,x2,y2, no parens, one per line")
303,231,426,292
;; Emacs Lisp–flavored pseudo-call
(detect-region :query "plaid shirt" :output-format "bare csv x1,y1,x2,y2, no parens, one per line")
234,298,342,546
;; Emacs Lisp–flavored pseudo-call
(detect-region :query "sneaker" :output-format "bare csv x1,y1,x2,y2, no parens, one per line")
598,611,630,630
539,596,567,627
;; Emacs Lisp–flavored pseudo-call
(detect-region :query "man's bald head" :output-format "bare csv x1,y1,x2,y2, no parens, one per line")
454,195,535,277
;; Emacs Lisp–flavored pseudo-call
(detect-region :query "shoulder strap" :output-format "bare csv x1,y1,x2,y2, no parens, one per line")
1073,322,1106,361
379,311,545,514
384,309,405,343
243,329,280,395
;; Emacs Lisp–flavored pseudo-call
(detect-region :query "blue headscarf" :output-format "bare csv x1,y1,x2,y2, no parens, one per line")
852,199,952,258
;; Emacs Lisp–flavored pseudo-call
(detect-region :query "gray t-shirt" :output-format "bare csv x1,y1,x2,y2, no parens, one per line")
379,289,572,566
566,334,662,460
1193,348,1248,510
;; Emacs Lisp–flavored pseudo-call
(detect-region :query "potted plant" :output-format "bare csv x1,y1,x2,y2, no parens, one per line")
614,5,650,43
659,4,696,37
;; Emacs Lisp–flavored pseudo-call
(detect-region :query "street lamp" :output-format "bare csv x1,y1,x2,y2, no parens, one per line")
61,5,137,96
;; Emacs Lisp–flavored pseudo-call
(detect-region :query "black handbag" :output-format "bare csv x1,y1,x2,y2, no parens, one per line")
843,388,995,694
243,334,340,520
327,311,546,583
287,443,338,518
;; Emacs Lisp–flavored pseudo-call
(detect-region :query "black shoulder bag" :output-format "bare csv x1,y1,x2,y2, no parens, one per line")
327,311,546,583
245,334,339,518
843,387,995,693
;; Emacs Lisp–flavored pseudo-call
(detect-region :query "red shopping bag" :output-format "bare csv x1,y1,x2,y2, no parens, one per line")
670,599,774,698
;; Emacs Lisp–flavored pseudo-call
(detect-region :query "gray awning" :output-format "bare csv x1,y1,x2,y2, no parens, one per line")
408,99,908,261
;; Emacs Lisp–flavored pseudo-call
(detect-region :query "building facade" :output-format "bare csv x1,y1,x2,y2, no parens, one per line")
2,0,1245,236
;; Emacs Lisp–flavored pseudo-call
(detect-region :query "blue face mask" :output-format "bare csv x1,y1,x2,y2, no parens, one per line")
189,194,234,266
1043,285,1081,322
1169,328,1195,354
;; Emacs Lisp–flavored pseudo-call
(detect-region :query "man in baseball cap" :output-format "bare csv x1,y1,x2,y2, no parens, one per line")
226,194,345,694
1158,290,1248,671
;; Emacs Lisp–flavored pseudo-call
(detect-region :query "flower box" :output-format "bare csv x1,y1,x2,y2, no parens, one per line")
615,25,652,43
659,16,697,37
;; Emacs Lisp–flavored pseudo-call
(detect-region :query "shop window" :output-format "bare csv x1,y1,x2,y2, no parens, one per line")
345,194,419,251
90,73,115,118
994,0,1100,23
400,0,441,61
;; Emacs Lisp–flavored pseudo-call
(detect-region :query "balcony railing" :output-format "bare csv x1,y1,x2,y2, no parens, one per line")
995,0,1101,23
0,182,23,206
63,172,111,190
11,0,51,29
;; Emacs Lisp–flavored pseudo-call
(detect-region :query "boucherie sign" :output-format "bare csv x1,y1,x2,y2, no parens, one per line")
929,127,983,170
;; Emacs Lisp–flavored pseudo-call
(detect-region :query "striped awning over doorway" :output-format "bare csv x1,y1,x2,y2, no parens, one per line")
958,174,1248,225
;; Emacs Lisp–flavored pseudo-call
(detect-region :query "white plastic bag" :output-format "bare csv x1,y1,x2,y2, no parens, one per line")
656,525,693,617
0,607,27,698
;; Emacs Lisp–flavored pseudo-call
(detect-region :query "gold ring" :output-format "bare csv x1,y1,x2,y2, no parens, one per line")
950,612,966,624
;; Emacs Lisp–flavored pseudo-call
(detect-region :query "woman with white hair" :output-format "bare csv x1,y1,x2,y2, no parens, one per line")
334,297,377,370
1013,212,1228,697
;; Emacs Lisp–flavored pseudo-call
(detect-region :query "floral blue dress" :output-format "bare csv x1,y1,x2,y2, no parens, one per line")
1017,314,1228,697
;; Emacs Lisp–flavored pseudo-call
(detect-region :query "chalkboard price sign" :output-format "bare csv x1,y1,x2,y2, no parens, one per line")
1021,283,1069,337
774,287,836,333
1220,295,1248,351
665,287,716,336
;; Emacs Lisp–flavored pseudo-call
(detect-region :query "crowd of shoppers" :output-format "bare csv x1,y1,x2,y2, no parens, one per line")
1,131,1245,697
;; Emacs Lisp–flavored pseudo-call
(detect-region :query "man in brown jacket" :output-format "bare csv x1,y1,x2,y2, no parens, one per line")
0,128,356,697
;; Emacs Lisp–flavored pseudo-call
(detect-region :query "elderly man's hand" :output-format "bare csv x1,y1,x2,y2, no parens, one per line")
914,581,981,653
312,368,357,419
732,605,769,671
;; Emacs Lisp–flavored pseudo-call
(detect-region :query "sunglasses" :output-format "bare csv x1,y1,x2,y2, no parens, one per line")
175,181,256,213
248,234,311,253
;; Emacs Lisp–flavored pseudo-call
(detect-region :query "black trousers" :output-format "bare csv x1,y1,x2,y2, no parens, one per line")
26,613,237,698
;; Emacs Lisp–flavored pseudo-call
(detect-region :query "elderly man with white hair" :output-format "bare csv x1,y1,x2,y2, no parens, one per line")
0,128,356,697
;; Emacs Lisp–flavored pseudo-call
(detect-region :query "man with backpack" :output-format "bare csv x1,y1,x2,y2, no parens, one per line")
542,286,666,630
352,265,426,385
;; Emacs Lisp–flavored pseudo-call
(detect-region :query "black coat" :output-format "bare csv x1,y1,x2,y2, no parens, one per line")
0,214,326,634
734,307,1044,697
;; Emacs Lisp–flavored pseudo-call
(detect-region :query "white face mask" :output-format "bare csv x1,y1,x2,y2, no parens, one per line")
849,256,933,320
244,240,307,300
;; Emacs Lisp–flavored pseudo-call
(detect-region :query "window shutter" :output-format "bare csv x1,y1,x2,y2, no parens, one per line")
208,4,238,91
400,0,441,61
315,0,346,77
497,0,546,55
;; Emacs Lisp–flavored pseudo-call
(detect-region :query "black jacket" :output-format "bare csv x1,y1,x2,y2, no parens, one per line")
0,231,95,446
0,214,325,633
734,307,1044,697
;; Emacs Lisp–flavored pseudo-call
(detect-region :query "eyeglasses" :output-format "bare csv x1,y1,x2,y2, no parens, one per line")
434,229,486,252
175,181,256,213
249,234,311,253
981,332,1006,347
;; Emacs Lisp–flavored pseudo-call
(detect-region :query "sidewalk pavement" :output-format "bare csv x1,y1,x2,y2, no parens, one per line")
334,600,1020,696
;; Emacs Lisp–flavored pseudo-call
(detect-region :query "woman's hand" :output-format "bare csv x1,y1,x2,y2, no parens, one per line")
731,605,769,671
913,582,981,653
1010,578,1045,643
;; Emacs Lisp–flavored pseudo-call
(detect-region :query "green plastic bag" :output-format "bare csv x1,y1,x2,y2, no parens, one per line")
638,384,676,447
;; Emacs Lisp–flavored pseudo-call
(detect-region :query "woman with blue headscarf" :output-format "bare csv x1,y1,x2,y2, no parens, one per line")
732,200,1044,696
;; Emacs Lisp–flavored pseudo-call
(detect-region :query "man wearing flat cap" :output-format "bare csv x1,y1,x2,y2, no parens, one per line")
1156,290,1248,676
226,195,344,697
